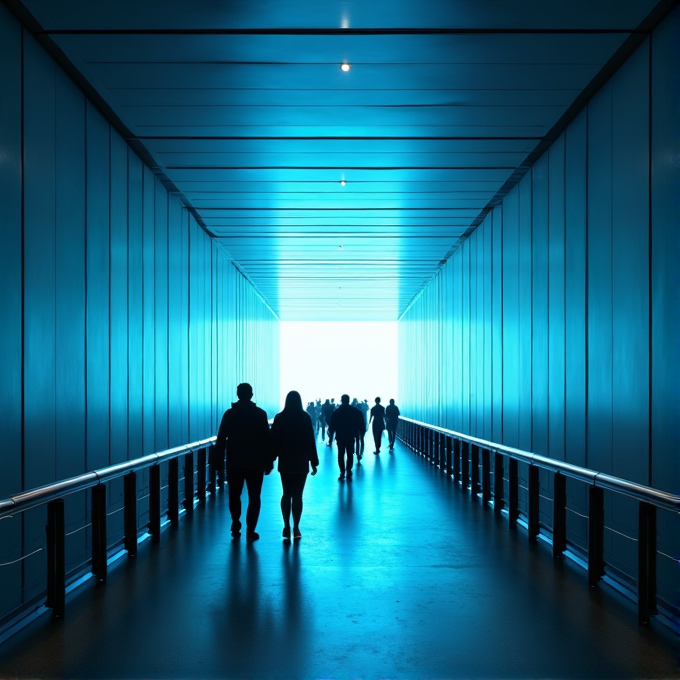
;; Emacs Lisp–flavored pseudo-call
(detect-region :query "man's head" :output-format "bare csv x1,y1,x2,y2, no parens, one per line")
341,394,350,405
236,383,253,401
331,398,335,403
375,397,381,404
389,399,395,405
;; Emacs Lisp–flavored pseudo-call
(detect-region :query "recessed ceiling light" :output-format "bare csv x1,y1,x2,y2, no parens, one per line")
340,179,346,187
340,63,351,72
339,245,343,248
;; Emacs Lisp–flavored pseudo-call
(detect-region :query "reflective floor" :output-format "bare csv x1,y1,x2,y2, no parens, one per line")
1,435,678,679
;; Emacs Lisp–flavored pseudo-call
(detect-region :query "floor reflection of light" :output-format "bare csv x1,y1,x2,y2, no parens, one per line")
279,322,398,409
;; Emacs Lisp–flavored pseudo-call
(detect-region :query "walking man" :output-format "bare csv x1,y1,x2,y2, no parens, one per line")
369,397,386,454
322,398,335,445
328,394,366,481
385,398,401,451
215,383,271,541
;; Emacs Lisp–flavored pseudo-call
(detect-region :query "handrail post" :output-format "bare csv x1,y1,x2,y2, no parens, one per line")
91,484,107,582
588,486,604,587
482,448,491,504
434,431,440,467
445,437,452,476
427,429,433,462
553,472,567,559
208,445,216,494
46,499,66,619
637,502,658,624
168,457,179,523
471,445,480,495
528,465,540,544
124,472,137,557
508,459,519,526
453,438,461,484
183,451,194,513
197,448,207,503
494,453,504,513
461,441,470,490
149,464,161,543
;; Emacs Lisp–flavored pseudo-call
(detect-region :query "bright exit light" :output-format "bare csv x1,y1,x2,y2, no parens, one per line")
340,63,351,72
279,322,398,410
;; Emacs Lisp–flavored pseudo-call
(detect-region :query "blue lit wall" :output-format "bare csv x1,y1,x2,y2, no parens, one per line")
399,9,679,610
0,6,279,622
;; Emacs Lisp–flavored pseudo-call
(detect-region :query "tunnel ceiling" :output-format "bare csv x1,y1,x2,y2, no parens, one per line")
18,0,660,320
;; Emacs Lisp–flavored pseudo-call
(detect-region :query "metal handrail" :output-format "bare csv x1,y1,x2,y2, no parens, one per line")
399,417,680,512
0,436,216,520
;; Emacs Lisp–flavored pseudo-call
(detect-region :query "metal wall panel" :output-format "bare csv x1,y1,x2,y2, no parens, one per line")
651,5,680,609
0,7,23,616
501,188,519,447
586,81,614,475
564,110,588,550
23,34,56,602
518,174,533,452
491,208,503,443
86,103,111,472
142,166,156,456
548,135,566,462
154,179,169,450
531,156,549,458
110,132,129,466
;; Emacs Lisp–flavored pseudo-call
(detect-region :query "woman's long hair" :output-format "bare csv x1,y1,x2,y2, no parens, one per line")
283,390,304,413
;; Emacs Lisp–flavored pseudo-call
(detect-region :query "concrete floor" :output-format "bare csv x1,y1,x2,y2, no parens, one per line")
0,435,678,679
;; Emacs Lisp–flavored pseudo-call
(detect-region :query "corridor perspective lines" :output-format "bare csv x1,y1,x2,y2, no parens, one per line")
0,435,678,679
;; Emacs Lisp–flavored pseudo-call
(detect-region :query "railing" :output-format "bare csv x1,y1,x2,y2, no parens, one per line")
0,437,219,624
397,417,680,626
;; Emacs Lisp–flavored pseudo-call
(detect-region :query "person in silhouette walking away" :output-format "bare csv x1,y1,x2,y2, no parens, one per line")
305,401,318,438
328,394,366,481
385,398,401,451
215,383,271,541
351,398,365,461
369,397,386,454
322,398,335,445
270,391,319,540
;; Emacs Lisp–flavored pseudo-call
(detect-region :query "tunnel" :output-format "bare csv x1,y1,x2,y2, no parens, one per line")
0,0,678,677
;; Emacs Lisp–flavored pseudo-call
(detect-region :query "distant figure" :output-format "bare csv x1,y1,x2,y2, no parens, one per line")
270,391,319,540
328,394,366,481
215,383,271,541
351,398,365,460
322,399,335,445
369,397,386,454
360,399,370,428
315,399,322,437
306,401,318,436
385,399,401,451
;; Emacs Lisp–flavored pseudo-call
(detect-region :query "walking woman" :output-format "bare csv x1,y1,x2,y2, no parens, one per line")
270,391,319,539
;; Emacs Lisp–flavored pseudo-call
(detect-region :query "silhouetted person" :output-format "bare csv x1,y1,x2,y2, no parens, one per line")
321,399,335,445
305,401,318,436
351,398,365,460
215,383,271,541
369,397,386,454
328,394,366,481
385,399,401,451
270,391,319,540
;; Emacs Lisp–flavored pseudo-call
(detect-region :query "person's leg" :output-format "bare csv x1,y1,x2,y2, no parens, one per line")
291,474,308,536
280,473,293,537
345,440,354,477
373,425,382,452
244,470,264,536
337,442,346,477
226,467,246,534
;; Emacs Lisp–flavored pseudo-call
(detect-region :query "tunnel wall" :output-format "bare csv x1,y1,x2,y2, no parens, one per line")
399,9,679,613
0,6,279,623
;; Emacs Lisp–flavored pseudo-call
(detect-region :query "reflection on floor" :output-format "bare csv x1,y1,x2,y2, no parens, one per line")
0,434,678,678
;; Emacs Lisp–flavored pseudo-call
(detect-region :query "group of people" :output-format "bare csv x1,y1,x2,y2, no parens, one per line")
214,383,400,542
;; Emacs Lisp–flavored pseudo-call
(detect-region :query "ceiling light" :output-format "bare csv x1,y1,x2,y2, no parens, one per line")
339,245,343,249
340,179,346,187
340,63,351,72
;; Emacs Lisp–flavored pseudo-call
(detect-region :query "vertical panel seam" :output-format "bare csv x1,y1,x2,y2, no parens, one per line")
647,34,653,488
584,104,589,471
19,25,26,604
